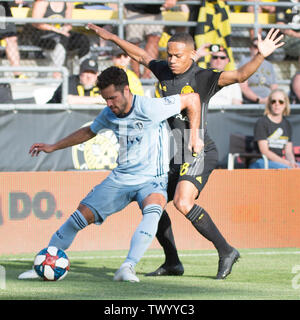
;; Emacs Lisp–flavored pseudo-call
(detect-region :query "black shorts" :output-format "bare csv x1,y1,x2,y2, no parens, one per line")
0,2,17,39
167,145,218,201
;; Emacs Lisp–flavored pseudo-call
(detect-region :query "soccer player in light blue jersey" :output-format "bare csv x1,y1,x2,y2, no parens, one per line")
19,66,203,282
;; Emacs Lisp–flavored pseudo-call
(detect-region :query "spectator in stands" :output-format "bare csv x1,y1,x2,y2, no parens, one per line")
155,0,199,36
0,0,24,78
111,48,144,96
207,46,242,107
239,38,278,104
246,0,277,39
47,58,104,104
28,0,90,78
290,71,300,104
125,1,174,79
249,88,300,169
74,1,116,56
276,0,300,64
193,0,236,71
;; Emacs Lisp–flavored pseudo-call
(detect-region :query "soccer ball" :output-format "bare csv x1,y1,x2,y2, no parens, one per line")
34,246,70,281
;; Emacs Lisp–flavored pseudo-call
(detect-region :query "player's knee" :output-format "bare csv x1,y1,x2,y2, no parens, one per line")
173,195,194,216
77,204,95,225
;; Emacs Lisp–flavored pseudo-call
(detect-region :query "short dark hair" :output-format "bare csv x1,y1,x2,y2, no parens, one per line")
168,33,195,49
97,66,129,91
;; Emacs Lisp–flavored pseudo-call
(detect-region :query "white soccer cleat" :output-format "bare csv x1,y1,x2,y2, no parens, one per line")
18,268,39,280
113,265,140,283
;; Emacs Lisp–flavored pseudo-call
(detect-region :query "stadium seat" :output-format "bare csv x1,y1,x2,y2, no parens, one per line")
227,133,268,170
294,146,300,162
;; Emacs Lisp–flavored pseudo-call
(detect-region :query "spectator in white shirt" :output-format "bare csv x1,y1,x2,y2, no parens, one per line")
208,46,242,107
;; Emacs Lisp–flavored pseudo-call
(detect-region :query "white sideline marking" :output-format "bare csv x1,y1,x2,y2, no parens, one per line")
1,250,300,262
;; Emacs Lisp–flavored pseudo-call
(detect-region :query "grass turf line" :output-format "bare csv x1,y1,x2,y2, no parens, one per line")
0,248,300,300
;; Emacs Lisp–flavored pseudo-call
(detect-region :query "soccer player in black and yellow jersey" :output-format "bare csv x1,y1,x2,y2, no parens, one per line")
89,24,284,279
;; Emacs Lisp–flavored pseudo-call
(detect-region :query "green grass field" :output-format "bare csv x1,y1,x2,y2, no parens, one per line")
1,248,300,300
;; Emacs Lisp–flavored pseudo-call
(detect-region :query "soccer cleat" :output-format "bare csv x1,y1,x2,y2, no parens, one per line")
216,248,240,280
113,265,140,283
145,262,184,277
18,268,39,280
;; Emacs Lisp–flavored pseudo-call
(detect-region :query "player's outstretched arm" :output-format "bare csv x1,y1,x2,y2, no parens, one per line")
219,28,284,87
29,126,96,157
87,23,153,67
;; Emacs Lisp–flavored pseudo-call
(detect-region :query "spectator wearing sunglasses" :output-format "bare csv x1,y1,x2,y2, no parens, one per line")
239,38,278,104
250,89,300,169
208,46,242,107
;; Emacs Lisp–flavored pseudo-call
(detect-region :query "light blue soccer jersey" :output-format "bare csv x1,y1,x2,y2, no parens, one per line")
90,94,181,185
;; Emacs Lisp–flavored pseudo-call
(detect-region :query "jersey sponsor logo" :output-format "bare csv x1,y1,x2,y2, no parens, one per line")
181,85,194,94
72,121,119,170
126,135,143,146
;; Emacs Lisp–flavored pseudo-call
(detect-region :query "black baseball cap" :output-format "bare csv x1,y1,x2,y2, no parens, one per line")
80,58,99,73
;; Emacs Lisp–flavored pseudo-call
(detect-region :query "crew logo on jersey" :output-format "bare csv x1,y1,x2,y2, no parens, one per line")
133,121,144,131
72,121,119,170
181,85,194,94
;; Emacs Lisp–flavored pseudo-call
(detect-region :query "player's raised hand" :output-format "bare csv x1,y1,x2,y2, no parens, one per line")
258,28,284,58
29,143,55,157
87,24,114,41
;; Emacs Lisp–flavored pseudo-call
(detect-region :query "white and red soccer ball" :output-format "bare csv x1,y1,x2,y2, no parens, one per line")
34,246,70,281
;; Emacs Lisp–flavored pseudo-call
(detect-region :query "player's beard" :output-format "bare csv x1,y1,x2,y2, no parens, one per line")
112,96,129,117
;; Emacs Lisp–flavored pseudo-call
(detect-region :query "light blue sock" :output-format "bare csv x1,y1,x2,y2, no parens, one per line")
124,204,163,267
48,210,88,250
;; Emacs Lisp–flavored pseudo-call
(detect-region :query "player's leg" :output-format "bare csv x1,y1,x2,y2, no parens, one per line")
174,180,234,256
173,151,240,279
47,176,126,251
125,193,166,265
18,203,94,280
1,2,23,77
146,168,184,276
114,193,166,282
114,176,167,282
47,204,93,250
5,36,21,77
18,178,125,280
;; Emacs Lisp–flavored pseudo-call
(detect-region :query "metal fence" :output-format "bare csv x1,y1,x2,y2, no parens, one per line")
0,0,299,110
